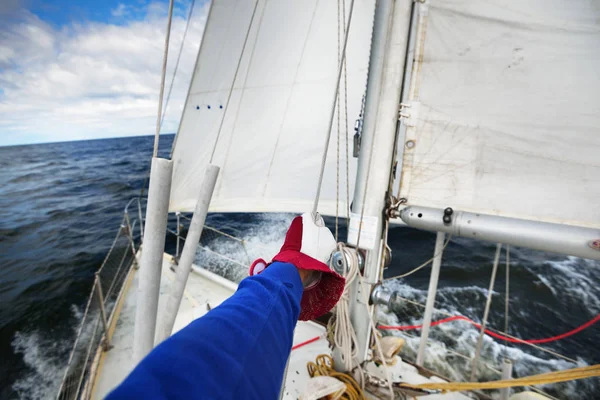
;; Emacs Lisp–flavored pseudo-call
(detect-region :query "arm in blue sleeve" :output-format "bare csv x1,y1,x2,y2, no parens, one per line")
106,262,303,400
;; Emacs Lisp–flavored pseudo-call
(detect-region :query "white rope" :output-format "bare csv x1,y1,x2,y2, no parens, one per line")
332,244,361,371
153,0,175,158
331,243,395,398
312,0,356,214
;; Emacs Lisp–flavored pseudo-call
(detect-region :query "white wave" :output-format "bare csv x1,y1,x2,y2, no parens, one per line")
380,276,599,399
195,213,293,282
11,300,113,400
12,331,70,400
535,256,600,314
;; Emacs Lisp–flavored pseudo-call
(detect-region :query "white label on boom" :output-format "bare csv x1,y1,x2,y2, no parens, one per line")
347,212,378,250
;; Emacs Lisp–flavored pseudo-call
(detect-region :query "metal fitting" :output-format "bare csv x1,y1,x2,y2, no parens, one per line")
330,248,365,274
370,284,396,307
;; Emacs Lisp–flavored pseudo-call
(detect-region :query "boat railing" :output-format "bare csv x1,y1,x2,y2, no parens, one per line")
166,213,252,282
56,198,145,400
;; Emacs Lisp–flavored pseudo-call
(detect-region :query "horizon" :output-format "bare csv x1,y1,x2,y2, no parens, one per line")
0,132,176,148
0,0,208,147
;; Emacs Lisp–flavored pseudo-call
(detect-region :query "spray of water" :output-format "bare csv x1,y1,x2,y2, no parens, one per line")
379,278,599,399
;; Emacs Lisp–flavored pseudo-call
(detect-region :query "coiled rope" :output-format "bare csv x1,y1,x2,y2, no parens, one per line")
328,244,360,371
327,243,396,398
307,354,365,400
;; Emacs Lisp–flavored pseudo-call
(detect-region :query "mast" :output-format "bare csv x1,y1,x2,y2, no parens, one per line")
345,0,413,364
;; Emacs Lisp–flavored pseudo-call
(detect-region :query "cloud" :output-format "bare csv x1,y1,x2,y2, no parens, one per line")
0,1,209,146
111,4,128,18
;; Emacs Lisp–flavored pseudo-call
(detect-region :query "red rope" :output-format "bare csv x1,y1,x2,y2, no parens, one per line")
292,335,322,351
378,314,600,344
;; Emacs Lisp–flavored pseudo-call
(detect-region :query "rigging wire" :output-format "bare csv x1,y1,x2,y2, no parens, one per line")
312,0,356,215
159,0,197,132
335,0,342,241
153,0,175,159
383,235,452,281
504,244,510,359
334,0,351,242
342,0,351,225
208,0,260,164
140,0,196,199
471,243,503,381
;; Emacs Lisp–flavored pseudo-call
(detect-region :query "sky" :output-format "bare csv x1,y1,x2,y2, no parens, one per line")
0,0,209,146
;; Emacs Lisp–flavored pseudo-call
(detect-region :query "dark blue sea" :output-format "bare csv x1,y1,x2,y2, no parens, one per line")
1,135,599,399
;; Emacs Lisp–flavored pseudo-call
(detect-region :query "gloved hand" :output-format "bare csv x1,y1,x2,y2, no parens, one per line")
249,212,345,320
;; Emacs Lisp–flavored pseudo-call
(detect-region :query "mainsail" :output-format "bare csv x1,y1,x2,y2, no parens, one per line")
169,0,376,216
396,0,600,229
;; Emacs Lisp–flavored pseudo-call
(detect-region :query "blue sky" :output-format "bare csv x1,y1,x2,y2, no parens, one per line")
0,0,209,146
27,0,143,26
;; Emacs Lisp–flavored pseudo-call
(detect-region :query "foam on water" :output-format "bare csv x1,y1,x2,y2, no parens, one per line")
195,213,294,282
535,256,600,314
11,328,73,400
380,276,599,399
11,301,117,399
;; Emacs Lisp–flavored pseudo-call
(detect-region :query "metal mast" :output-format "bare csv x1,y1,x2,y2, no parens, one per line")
345,0,413,364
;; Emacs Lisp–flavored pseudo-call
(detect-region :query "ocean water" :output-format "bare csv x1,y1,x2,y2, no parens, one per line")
1,135,599,399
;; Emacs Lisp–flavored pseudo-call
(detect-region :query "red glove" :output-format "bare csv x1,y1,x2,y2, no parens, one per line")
249,213,345,321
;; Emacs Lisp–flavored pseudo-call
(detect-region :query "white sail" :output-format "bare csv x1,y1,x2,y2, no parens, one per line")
398,0,600,229
169,0,375,215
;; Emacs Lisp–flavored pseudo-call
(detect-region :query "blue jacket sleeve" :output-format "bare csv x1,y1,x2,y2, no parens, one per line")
106,262,303,400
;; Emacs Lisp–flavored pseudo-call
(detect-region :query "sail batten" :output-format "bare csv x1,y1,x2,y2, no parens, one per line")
397,0,600,229
170,0,376,215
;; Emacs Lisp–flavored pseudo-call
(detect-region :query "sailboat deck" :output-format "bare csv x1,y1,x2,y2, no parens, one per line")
91,254,471,399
